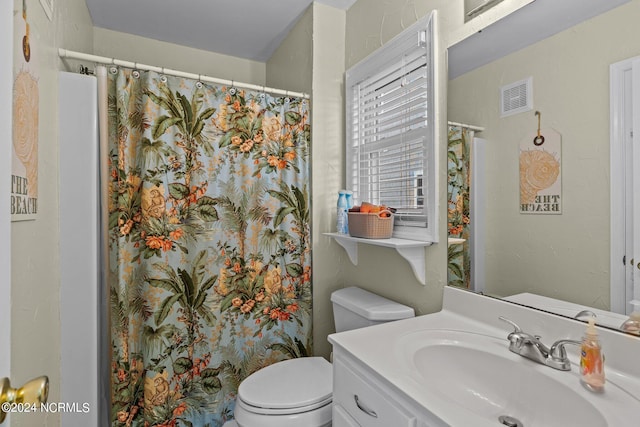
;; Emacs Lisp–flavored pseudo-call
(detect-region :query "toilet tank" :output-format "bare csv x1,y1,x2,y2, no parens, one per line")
331,287,415,332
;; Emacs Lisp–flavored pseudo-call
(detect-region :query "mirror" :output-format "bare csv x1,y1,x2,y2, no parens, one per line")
446,0,639,335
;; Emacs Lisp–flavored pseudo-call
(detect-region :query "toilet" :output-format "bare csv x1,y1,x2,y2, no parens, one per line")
227,286,415,427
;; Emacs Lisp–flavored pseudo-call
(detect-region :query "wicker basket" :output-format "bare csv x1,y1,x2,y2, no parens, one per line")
348,211,394,239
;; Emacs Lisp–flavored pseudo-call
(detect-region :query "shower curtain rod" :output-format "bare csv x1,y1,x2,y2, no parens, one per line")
448,120,484,132
58,48,310,99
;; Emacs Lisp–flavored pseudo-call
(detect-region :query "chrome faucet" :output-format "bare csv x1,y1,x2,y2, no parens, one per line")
499,316,581,371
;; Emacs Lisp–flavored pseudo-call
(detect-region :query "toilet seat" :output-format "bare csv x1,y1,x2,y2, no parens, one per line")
237,357,332,415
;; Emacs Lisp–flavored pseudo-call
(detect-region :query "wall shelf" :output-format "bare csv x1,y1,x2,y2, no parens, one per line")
324,232,432,285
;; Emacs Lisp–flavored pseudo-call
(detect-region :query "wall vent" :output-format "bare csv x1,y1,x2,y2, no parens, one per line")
501,77,532,117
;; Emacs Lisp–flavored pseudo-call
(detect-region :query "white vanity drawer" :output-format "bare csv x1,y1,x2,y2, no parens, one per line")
333,358,416,427
333,404,361,427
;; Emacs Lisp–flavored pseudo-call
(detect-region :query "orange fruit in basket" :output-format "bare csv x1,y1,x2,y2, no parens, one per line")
360,202,374,213
377,205,391,217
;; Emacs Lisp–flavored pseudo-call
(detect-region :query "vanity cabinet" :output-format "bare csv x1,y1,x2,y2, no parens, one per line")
332,348,446,427
329,287,640,426
332,404,360,427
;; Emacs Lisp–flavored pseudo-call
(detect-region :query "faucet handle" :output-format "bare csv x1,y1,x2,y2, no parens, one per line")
498,316,522,333
498,316,529,350
549,339,582,360
547,339,582,371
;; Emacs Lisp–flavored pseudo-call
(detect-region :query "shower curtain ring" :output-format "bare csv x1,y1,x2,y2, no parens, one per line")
109,57,117,74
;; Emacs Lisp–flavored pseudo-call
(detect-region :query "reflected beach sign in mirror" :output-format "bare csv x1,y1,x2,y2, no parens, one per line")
519,128,562,214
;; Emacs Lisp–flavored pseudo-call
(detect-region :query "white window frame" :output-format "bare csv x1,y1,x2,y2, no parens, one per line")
345,11,438,243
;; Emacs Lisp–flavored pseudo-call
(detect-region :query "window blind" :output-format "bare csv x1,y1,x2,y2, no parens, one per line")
346,12,436,239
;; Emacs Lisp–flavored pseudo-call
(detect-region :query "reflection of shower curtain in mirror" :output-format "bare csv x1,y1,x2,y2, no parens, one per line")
100,67,312,426
448,126,474,289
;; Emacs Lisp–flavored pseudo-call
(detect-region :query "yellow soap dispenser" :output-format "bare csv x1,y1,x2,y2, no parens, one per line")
620,300,640,335
580,318,605,392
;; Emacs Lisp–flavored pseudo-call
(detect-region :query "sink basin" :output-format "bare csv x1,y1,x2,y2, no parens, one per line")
397,330,634,427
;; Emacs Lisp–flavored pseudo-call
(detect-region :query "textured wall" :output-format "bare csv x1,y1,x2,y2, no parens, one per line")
309,3,347,358
266,6,313,94
266,3,347,358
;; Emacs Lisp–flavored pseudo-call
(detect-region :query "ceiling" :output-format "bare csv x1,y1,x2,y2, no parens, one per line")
84,0,356,62
449,0,631,78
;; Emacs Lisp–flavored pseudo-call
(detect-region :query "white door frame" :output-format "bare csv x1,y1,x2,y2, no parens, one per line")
610,56,640,314
1,0,13,383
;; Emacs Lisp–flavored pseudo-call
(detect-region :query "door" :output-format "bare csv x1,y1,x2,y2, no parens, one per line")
611,56,640,314
1,0,13,421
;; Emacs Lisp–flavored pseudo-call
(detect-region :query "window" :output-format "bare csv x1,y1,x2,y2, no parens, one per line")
346,12,438,242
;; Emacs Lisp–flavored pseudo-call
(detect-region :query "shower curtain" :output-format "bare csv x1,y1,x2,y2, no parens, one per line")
100,67,312,427
447,125,474,289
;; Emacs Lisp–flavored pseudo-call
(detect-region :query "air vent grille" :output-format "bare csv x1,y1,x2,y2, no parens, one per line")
501,77,532,117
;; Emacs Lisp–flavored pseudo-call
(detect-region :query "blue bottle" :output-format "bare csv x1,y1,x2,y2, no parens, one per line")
337,191,348,234
345,191,354,209
344,191,353,234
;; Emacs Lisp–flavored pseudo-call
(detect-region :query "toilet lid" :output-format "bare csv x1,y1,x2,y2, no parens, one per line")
238,357,333,411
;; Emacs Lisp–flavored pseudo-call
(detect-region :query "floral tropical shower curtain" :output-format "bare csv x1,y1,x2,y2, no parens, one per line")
447,125,474,289
104,68,312,427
